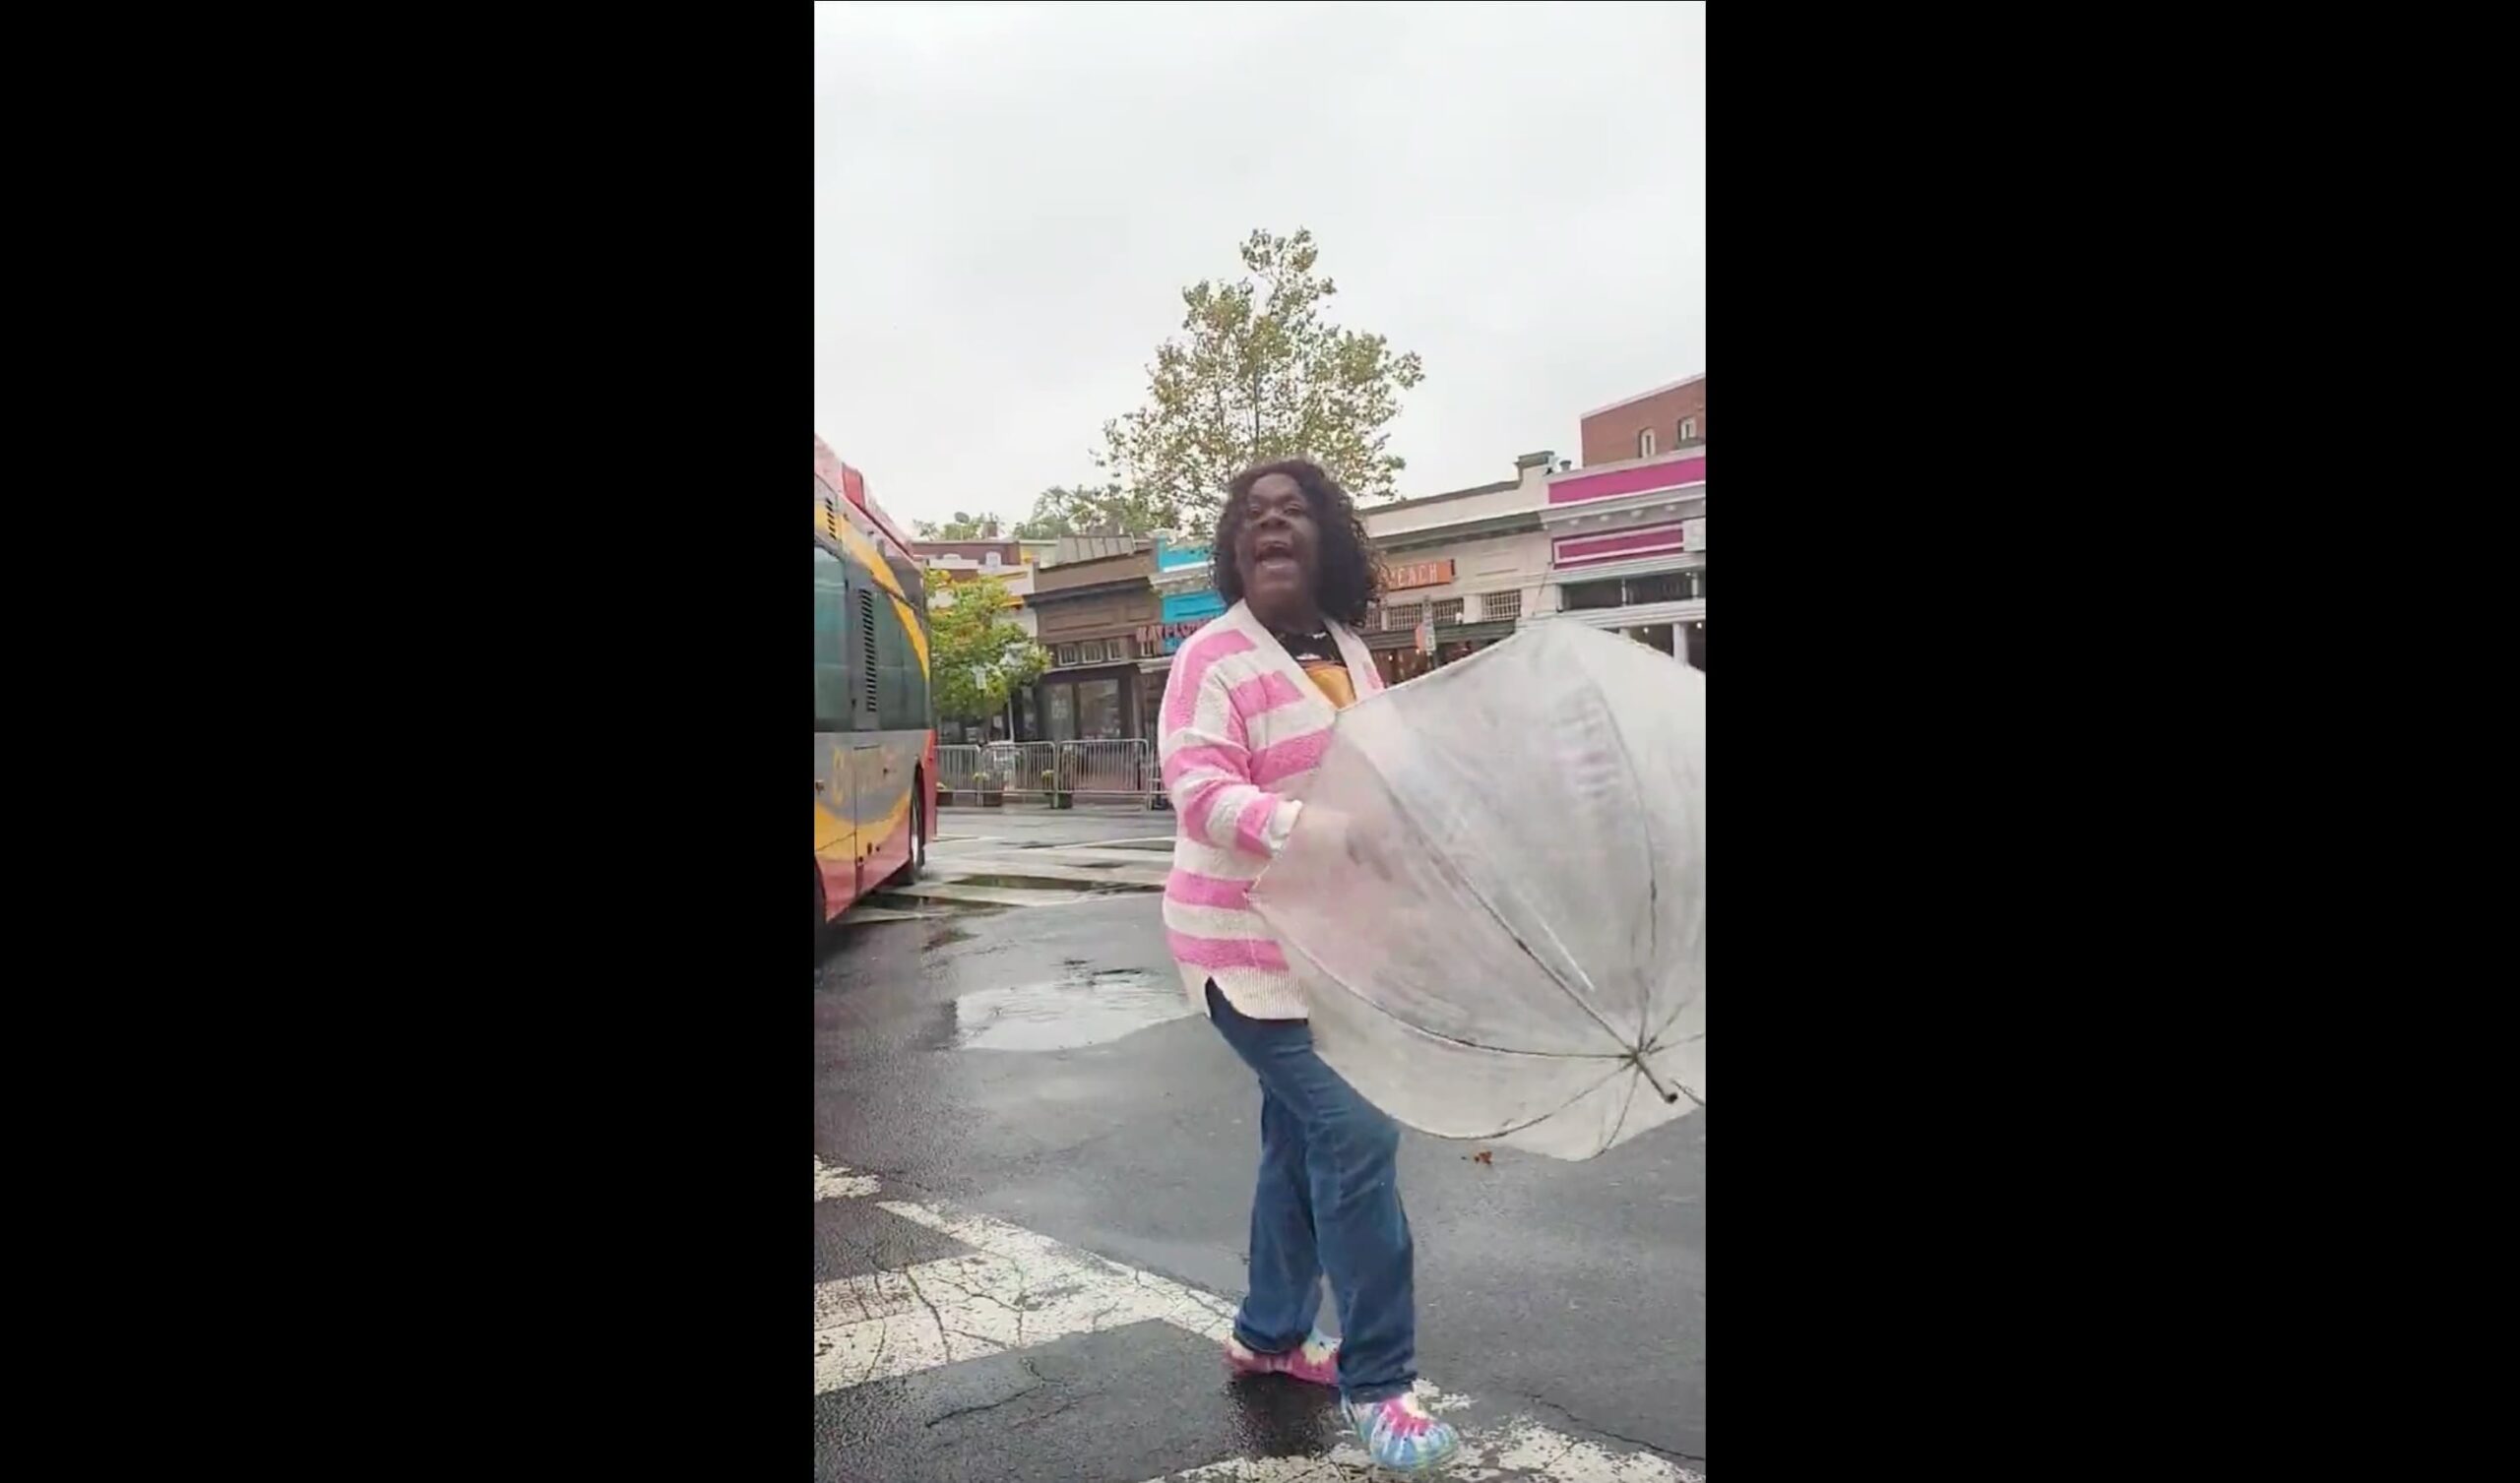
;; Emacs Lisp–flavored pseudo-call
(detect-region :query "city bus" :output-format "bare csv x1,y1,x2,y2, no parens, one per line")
815,438,936,933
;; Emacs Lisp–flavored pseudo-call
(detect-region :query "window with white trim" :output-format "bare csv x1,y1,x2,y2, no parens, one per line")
1638,428,1657,459
1483,589,1522,622
1057,644,1080,667
1678,417,1698,443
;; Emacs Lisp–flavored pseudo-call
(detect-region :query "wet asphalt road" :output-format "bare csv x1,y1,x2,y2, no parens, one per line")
813,807,1705,1481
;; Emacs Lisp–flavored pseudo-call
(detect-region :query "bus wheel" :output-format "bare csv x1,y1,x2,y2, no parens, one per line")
890,774,925,889
906,773,926,881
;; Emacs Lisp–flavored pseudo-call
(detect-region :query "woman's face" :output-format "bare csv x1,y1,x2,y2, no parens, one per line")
1233,472,1320,623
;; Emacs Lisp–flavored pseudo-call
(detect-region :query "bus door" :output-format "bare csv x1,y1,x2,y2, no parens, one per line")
812,546,858,915
855,579,918,886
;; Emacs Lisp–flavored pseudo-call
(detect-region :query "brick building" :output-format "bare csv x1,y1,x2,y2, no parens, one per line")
1019,547,1159,743
1579,374,1706,467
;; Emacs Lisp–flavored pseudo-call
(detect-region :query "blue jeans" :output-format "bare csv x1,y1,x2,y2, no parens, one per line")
1206,980,1418,1402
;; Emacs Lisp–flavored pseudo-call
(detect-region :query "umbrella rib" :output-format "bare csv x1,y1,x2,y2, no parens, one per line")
1371,770,1640,1056
1273,941,1644,1146
1580,666,1662,1051
1600,1066,1646,1157
1271,933,1625,1061
1453,1061,1633,1143
1643,905,1708,1048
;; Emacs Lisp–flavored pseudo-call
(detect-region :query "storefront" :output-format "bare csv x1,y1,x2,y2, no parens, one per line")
1356,550,1540,687
1022,549,1161,741
1541,452,1706,671
1136,536,1222,731
1036,660,1142,740
1557,565,1705,669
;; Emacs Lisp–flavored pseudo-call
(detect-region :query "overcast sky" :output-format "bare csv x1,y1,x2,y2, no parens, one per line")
814,1,1705,528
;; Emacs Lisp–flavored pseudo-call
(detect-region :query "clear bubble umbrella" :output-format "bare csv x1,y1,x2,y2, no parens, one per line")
1248,620,1704,1160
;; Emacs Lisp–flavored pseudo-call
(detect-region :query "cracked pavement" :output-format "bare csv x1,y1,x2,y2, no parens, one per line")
815,810,1705,1480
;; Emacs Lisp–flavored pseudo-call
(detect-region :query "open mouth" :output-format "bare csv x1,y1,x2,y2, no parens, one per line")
1254,533,1296,568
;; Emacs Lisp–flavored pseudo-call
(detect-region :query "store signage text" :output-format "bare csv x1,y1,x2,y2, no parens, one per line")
1138,619,1213,653
1384,558,1456,590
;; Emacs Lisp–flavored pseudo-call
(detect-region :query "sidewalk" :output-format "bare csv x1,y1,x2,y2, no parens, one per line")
940,800,1162,816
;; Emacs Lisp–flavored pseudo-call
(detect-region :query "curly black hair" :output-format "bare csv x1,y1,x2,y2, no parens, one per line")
1210,459,1383,629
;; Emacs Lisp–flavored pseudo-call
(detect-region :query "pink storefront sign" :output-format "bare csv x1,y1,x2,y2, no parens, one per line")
1547,455,1707,505
1553,523,1688,568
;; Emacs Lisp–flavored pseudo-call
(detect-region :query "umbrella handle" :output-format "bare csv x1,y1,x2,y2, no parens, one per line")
1632,1052,1689,1107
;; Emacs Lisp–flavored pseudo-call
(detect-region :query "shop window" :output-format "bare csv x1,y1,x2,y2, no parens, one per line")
1483,590,1522,622
1627,571,1689,605
1564,580,1624,611
1076,678,1123,740
1431,597,1465,626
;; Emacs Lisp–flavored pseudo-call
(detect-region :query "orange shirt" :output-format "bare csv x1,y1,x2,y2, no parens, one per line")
1273,629,1356,709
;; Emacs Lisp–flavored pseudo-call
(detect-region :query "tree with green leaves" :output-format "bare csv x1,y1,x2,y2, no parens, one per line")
1015,484,1165,539
913,511,1006,540
1094,227,1425,530
927,575,1045,727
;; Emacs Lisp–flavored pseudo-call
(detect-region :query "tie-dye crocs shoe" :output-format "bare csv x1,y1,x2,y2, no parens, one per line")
1225,1330,1341,1387
1340,1390,1461,1473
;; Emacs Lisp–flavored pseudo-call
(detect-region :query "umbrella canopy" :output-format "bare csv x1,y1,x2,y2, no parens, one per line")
1248,620,1703,1160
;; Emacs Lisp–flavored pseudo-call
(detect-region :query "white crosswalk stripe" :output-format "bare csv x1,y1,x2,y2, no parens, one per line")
813,1159,1703,1481
814,1159,880,1201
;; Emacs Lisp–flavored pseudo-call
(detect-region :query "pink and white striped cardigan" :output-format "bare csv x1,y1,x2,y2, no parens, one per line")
1159,599,1387,1020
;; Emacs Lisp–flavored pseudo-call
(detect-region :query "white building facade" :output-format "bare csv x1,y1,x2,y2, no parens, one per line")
1534,449,1705,670
1356,453,1560,685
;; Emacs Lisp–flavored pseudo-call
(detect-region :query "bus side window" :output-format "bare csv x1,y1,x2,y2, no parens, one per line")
813,550,851,730
875,592,919,732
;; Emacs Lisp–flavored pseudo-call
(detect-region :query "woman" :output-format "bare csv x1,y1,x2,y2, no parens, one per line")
1159,460,1459,1474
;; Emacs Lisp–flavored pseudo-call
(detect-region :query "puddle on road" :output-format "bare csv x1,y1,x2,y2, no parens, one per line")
951,967,1191,1051
858,898,1009,924
943,873,1159,895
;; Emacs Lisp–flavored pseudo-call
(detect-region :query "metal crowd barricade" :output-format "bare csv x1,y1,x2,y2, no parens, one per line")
993,741,1058,798
935,745,984,796
933,738,1162,805
1061,739,1158,798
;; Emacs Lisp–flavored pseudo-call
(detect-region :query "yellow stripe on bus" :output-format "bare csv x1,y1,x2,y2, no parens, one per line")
833,519,909,604
814,799,851,853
